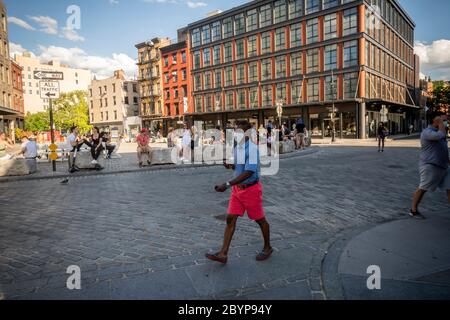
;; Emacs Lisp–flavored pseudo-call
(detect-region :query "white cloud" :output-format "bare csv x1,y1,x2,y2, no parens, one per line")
36,45,137,80
109,0,119,3
9,42,34,59
8,17,36,31
27,15,58,35
415,39,450,80
60,27,85,42
187,1,207,8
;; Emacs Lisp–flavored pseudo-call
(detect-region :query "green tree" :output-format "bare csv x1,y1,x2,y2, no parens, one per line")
53,90,91,134
24,111,50,132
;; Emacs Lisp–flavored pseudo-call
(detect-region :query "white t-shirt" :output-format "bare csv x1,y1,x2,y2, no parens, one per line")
22,141,38,158
67,133,77,150
182,130,191,146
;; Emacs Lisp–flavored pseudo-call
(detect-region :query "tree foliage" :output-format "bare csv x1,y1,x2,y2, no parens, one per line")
24,90,92,134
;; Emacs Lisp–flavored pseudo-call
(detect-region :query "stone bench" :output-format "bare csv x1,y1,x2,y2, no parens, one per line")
279,140,295,154
150,148,177,165
70,150,105,170
0,158,37,177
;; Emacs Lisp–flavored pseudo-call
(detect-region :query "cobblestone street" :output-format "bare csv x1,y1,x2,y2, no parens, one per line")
0,140,449,300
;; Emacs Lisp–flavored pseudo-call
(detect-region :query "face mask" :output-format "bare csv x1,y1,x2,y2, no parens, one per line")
444,121,448,127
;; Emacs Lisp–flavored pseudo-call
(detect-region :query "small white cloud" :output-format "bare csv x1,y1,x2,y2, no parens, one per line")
9,42,34,59
60,27,85,42
187,1,207,8
28,15,58,35
8,17,36,31
109,0,119,4
415,39,450,80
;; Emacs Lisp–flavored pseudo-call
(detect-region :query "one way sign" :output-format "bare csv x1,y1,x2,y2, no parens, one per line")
34,71,64,80
40,81,60,99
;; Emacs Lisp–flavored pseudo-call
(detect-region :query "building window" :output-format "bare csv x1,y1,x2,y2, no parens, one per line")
323,0,338,10
204,72,212,89
290,23,302,47
276,56,286,79
164,56,169,67
182,51,187,63
113,96,117,105
235,39,245,60
290,51,302,76
249,87,259,108
223,18,233,38
324,44,337,71
343,72,359,99
212,21,221,42
289,0,303,20
235,13,245,35
202,25,211,44
236,65,245,85
182,69,187,80
291,80,302,104
213,45,221,65
305,0,320,15
193,51,201,69
260,4,273,28
275,28,286,51
343,40,358,68
343,7,358,36
172,53,177,64
195,96,203,113
225,91,234,110
248,62,258,83
306,18,319,44
248,36,258,57
215,70,222,88
237,90,246,109
114,110,117,120
307,78,319,102
262,85,273,107
276,83,287,102
306,48,319,73
262,58,272,81
225,67,233,86
194,74,202,91
192,28,201,47
224,42,232,62
261,32,272,55
274,0,287,24
324,74,338,101
203,49,211,67
324,13,337,41
164,73,170,84
247,9,258,32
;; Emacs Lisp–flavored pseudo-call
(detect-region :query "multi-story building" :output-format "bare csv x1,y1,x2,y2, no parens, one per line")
185,0,420,139
88,70,141,140
11,61,24,130
160,30,192,133
14,52,92,114
135,37,172,132
0,0,18,136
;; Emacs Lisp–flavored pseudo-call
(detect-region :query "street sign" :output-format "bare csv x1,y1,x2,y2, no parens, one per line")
39,81,60,99
49,152,58,161
49,144,58,152
34,71,64,81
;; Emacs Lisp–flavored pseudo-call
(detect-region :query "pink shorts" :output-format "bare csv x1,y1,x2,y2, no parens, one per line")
228,182,265,221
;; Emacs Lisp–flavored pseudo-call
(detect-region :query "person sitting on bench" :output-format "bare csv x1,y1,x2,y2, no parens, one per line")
136,128,151,168
67,126,87,173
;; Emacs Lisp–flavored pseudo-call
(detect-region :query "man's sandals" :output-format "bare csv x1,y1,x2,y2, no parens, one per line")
205,248,274,264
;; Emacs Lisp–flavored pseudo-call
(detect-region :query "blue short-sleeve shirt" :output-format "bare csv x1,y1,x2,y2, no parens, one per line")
233,140,260,184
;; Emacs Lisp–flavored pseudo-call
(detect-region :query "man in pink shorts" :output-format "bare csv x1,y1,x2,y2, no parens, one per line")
206,121,273,264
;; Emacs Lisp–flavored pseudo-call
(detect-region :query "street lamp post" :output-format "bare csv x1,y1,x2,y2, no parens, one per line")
330,70,337,143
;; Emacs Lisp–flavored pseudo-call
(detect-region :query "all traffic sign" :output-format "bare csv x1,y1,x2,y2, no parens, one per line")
40,81,60,99
34,71,64,80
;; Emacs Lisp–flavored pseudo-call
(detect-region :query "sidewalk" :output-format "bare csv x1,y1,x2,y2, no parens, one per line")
323,213,450,300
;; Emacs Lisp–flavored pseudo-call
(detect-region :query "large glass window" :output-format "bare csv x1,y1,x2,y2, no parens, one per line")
323,0,338,10
235,39,245,60
224,42,232,62
203,49,211,67
192,28,201,47
225,67,233,86
236,64,245,85
290,23,302,47
324,13,337,41
260,4,273,28
202,25,211,44
194,96,203,113
225,91,234,110
305,0,320,15
193,51,201,69
324,44,337,71
194,74,202,91
274,0,287,24
248,35,258,57
248,62,259,83
289,0,303,19
204,72,212,89
343,8,358,36
262,85,273,107
324,74,338,101
306,18,319,44
213,45,221,65
290,51,302,76
276,56,286,78
291,80,302,104
275,28,286,51
237,90,246,109
261,32,272,54
307,78,319,102
306,48,319,73
343,72,359,99
247,9,258,32
214,70,222,88
212,21,221,42
235,13,245,35
223,18,233,38
249,87,259,108
262,58,273,81
343,40,358,67
276,83,287,101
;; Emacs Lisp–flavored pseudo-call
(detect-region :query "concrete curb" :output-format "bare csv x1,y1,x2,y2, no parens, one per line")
0,147,320,184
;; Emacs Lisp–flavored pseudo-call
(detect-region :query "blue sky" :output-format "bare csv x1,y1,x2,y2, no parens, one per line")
5,0,450,80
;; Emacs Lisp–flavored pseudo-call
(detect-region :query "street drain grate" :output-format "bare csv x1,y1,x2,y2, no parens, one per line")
215,214,228,221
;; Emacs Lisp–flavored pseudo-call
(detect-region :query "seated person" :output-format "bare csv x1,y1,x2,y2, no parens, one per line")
136,129,151,167
100,132,116,159
0,132,15,160
16,135,38,159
